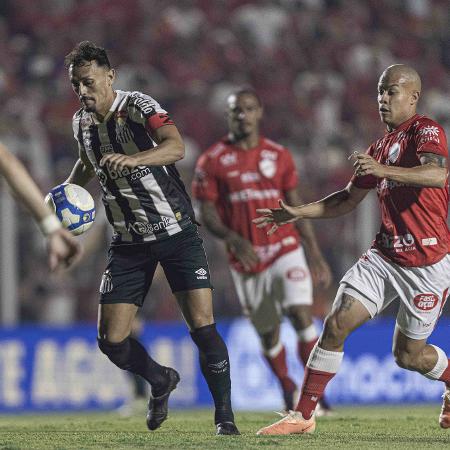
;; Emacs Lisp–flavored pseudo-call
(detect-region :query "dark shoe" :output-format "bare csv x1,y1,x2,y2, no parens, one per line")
146,368,180,431
216,421,240,435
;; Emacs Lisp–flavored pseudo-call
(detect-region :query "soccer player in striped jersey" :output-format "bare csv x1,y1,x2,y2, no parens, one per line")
63,41,238,435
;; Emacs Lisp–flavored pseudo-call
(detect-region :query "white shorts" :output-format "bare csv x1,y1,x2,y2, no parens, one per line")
230,247,313,334
336,248,450,340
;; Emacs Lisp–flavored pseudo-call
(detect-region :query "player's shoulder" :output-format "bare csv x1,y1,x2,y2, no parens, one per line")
204,139,231,158
261,136,289,153
410,115,445,135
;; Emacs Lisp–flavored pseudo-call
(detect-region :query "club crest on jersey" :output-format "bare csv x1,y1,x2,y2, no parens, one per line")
259,158,276,178
81,116,93,128
387,142,401,164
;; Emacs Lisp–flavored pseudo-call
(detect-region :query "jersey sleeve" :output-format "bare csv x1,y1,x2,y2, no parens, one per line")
351,143,378,189
281,149,299,191
414,118,448,157
128,91,175,135
191,153,219,202
72,111,86,153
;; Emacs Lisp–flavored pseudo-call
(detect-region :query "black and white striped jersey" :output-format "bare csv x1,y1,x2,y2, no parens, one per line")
72,90,195,244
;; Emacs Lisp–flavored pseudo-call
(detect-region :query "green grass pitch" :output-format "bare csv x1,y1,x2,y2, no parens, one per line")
0,405,448,449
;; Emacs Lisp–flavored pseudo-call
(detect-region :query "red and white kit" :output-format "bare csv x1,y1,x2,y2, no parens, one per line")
340,115,450,338
193,136,312,332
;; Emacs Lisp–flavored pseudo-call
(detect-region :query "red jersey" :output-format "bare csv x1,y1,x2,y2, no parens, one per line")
353,114,449,267
192,136,300,273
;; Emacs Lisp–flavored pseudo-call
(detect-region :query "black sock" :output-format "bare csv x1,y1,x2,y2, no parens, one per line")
98,336,167,395
190,323,234,424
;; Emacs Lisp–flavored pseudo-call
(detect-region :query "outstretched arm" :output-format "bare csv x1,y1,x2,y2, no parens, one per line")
254,183,369,235
285,188,332,288
0,142,81,271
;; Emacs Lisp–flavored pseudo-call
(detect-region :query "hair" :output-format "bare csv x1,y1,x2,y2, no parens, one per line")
230,87,263,107
64,41,111,69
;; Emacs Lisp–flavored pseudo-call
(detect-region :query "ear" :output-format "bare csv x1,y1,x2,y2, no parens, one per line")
411,89,420,106
107,68,115,86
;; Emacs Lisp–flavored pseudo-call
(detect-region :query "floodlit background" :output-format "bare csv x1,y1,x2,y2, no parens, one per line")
0,0,448,413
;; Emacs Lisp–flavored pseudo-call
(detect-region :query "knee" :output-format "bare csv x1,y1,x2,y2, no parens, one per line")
190,323,227,355
97,337,131,370
259,328,280,351
286,305,313,330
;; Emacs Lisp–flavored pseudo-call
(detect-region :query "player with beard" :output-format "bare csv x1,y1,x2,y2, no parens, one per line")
254,64,450,435
62,41,239,435
192,88,332,413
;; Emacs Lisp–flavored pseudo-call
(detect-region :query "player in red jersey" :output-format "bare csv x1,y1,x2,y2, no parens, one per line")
192,88,332,413
254,64,450,435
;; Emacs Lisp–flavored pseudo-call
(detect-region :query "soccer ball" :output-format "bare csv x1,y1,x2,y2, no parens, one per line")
45,183,95,235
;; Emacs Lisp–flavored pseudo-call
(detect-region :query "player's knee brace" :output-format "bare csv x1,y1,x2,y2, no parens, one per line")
97,337,132,371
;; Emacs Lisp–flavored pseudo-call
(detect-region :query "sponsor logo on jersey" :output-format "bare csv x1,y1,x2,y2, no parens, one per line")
387,142,401,164
195,268,208,279
241,172,260,183
259,158,276,178
229,188,279,202
128,216,172,235
413,293,439,311
220,153,237,166
102,165,152,182
260,149,278,160
421,237,437,246
100,144,114,154
227,170,240,178
418,125,439,137
286,267,308,281
99,269,113,294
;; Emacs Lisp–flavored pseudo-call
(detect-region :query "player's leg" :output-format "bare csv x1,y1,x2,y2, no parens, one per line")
259,324,298,411
175,288,238,434
230,266,297,411
97,244,179,430
161,225,238,435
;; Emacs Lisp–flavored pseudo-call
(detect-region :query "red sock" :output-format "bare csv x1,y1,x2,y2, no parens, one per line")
298,338,318,367
296,367,336,419
438,359,450,387
264,346,297,393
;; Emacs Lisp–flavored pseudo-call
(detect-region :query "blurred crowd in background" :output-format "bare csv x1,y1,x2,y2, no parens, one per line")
0,0,448,324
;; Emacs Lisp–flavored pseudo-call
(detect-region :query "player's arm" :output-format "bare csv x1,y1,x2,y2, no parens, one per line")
254,183,369,235
100,125,185,170
285,188,332,288
352,151,447,188
0,142,81,270
199,200,259,271
66,147,96,186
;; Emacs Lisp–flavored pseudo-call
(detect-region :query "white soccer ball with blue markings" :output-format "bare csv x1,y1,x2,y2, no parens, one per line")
45,183,95,235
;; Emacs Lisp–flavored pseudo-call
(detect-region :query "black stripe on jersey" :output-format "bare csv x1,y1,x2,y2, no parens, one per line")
92,122,142,242
105,119,169,241
151,165,196,224
126,117,155,151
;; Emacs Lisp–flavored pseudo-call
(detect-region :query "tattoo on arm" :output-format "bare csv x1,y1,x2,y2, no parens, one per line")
340,296,356,312
420,153,448,168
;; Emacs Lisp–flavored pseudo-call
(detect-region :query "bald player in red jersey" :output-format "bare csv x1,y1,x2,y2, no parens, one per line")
192,88,332,413
254,64,450,435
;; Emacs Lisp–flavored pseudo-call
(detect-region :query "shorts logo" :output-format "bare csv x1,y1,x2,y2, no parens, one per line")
195,268,207,279
207,359,228,374
413,293,438,311
287,267,308,281
99,269,113,294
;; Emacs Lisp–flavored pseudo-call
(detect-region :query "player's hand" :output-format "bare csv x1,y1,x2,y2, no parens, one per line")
47,228,82,272
308,256,333,289
253,199,301,235
225,232,259,271
349,151,385,178
100,154,138,171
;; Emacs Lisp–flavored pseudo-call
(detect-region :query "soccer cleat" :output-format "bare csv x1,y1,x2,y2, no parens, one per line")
256,411,316,436
315,397,334,417
146,368,180,431
439,386,450,429
216,421,241,435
